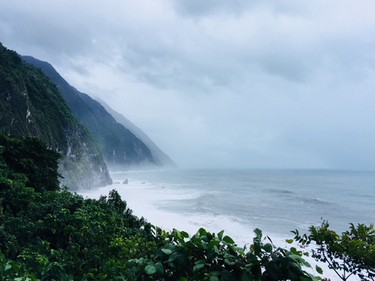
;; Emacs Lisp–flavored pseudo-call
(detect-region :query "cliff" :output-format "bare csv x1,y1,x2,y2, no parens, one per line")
0,43,112,189
23,56,169,169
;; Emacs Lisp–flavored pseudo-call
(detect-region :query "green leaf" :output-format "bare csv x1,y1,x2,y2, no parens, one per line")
223,235,235,244
263,243,273,253
161,248,173,255
290,247,300,255
195,259,206,266
254,228,262,238
145,265,157,275
155,262,164,274
224,258,236,265
168,252,185,265
316,265,323,274
286,239,294,244
193,263,205,272
198,228,207,236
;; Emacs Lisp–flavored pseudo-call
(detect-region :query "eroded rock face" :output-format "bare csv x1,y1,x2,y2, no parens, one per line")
0,43,112,190
57,124,112,190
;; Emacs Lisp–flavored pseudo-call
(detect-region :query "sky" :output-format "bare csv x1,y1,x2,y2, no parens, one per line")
1,0,375,170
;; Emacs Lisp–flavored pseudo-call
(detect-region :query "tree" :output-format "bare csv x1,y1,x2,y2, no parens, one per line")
0,135,61,192
293,221,375,281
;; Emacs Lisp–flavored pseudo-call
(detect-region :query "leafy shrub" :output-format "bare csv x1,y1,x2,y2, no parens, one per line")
293,221,375,281
125,227,315,281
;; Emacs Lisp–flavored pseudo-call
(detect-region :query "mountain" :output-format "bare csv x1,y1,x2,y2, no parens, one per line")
23,56,174,169
0,43,112,190
98,99,176,168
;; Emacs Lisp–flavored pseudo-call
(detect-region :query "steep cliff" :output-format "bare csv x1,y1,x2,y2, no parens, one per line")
23,56,174,169
0,43,112,189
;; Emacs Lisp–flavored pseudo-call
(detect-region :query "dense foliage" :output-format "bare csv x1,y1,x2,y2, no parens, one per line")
0,135,317,280
0,135,157,280
293,221,375,281
0,42,111,189
22,55,157,169
129,227,316,281
0,135,60,192
0,43,74,150
1,135,374,280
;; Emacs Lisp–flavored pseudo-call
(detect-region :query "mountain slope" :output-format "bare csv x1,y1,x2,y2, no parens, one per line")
98,99,176,167
23,56,173,169
0,43,112,189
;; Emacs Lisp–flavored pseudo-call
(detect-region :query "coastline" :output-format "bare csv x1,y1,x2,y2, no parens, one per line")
78,179,256,246
78,174,360,281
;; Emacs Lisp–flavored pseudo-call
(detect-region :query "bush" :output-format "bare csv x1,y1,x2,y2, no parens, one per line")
293,221,375,281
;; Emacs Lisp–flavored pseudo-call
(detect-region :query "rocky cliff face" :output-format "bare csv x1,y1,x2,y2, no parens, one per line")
0,43,112,190
23,56,173,169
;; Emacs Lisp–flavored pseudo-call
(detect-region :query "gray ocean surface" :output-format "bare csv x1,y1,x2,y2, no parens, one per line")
111,168,375,238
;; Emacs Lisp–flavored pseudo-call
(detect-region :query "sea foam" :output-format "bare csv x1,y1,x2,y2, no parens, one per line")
79,169,368,281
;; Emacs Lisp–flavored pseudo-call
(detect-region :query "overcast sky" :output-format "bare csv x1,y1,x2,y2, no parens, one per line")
1,0,375,170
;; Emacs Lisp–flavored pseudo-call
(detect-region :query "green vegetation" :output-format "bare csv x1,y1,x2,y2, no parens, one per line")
0,134,60,192
1,135,374,280
0,135,156,280
0,43,74,150
23,55,157,169
0,42,111,189
293,222,375,281
0,135,314,280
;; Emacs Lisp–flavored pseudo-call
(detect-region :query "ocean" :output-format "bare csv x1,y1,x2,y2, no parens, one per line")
79,168,375,280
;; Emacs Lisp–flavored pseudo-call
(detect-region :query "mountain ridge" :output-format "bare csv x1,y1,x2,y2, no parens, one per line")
0,43,112,190
97,98,176,168
22,55,174,170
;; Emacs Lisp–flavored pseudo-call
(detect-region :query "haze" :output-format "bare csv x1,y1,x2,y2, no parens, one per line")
1,0,375,170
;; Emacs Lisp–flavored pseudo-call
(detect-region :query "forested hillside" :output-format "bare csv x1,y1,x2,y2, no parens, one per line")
0,43,111,189
23,56,169,169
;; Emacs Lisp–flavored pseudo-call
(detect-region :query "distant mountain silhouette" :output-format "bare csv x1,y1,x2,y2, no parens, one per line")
98,99,176,168
23,56,175,169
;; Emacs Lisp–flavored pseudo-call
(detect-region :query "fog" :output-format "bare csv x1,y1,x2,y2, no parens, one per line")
1,0,375,169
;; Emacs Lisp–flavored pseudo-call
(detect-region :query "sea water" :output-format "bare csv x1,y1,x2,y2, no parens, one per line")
79,168,375,280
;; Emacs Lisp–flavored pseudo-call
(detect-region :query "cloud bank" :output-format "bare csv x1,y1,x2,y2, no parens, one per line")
1,0,375,169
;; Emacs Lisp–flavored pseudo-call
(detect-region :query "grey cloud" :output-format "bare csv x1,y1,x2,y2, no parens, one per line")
171,0,315,18
172,0,255,17
255,53,310,83
1,0,375,170
0,3,96,62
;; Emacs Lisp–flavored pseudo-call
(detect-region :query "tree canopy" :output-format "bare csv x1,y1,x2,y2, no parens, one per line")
0,134,374,280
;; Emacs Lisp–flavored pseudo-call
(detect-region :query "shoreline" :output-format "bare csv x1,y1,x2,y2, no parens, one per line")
78,175,360,281
79,180,259,246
